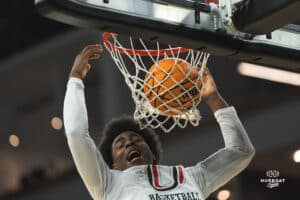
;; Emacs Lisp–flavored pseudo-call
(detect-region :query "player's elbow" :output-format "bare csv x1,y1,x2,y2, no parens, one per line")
63,118,88,136
244,144,255,159
65,128,78,136
229,145,255,166
64,125,87,137
238,145,256,165
248,146,256,158
242,148,255,171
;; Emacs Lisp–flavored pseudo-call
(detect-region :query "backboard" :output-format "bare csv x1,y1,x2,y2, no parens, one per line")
35,0,300,71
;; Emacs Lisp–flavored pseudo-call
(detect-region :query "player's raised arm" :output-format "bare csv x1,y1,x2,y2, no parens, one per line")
63,45,111,199
194,68,255,198
69,44,103,79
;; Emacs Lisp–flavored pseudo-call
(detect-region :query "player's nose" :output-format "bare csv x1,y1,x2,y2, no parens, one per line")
125,140,134,149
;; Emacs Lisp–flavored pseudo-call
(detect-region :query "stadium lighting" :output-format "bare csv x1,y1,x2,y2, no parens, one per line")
51,117,63,130
9,134,20,148
237,62,300,86
217,189,231,200
293,150,300,163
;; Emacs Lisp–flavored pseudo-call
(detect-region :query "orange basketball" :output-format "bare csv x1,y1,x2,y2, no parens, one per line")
143,58,202,116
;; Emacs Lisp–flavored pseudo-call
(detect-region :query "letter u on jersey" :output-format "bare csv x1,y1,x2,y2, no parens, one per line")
147,165,184,191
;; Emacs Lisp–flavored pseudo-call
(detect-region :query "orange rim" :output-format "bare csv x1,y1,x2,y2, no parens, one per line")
103,32,191,57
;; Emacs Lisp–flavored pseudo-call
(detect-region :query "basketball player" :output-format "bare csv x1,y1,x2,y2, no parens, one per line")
63,44,255,200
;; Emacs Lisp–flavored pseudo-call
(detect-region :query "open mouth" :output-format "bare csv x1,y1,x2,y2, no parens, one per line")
127,150,141,162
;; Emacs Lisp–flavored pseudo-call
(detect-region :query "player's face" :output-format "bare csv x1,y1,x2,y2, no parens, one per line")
111,131,155,170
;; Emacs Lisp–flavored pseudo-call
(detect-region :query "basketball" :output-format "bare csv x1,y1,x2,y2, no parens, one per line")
143,58,202,116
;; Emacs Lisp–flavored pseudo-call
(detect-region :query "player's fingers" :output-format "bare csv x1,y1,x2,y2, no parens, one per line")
90,52,101,57
84,51,102,60
81,44,102,54
83,48,103,58
82,44,101,51
81,64,91,78
203,67,210,74
89,54,101,60
85,64,91,71
202,68,209,79
203,67,213,80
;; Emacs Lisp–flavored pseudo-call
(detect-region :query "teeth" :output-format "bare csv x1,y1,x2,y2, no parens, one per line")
127,150,141,162
131,156,140,162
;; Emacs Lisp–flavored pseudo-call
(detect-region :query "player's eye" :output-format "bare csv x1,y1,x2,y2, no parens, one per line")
117,143,124,149
115,140,124,149
133,137,143,143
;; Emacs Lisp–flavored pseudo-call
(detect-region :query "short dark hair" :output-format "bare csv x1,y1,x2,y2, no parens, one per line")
99,116,162,168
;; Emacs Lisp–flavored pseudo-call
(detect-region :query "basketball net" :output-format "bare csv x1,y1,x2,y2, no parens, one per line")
103,32,210,133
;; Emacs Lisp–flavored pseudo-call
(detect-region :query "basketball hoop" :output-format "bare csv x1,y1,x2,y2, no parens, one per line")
103,32,210,133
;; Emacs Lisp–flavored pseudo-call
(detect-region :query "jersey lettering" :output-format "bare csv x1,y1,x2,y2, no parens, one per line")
147,165,185,191
148,192,201,200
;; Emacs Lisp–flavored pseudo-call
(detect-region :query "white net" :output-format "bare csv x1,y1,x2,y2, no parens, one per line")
103,33,210,133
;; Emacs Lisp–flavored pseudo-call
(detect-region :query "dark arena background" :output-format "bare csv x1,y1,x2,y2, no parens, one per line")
1,0,300,200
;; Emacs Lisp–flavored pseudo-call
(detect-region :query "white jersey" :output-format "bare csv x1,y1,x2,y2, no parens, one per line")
63,78,255,200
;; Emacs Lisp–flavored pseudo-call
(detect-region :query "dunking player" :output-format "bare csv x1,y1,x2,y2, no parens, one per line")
63,44,255,200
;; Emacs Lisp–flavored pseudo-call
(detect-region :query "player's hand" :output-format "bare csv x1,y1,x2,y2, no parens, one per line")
201,67,219,101
201,67,228,112
69,44,103,79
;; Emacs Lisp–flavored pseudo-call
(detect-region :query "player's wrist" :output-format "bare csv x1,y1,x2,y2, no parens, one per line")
203,91,219,102
205,92,228,112
69,70,83,79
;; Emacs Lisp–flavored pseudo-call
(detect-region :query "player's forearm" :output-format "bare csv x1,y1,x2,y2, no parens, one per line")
199,107,255,196
215,107,255,153
205,91,254,152
204,92,228,113
199,143,255,198
63,77,89,136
